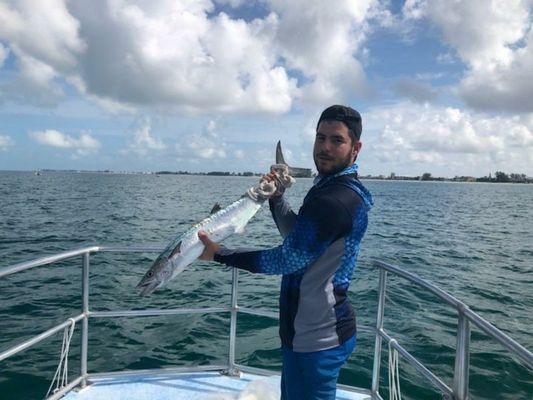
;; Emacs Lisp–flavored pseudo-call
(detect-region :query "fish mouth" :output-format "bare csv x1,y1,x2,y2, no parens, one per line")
136,280,160,297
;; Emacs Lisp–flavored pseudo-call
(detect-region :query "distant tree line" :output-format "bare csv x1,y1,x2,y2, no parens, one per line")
477,171,529,183
32,169,532,183
154,170,260,177
361,171,531,183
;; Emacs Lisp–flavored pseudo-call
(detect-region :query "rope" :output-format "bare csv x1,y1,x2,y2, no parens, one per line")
388,339,402,400
245,164,295,202
45,318,76,399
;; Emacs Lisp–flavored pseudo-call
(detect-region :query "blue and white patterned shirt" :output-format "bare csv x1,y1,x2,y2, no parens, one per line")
215,164,373,351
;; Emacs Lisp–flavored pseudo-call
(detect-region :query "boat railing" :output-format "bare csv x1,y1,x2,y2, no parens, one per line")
370,261,532,400
0,246,532,400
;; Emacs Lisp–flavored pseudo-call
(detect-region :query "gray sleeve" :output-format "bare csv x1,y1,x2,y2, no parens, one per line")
269,195,297,238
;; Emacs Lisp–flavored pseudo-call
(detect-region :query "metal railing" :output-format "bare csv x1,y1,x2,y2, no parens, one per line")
369,260,533,400
0,245,306,400
1,247,532,400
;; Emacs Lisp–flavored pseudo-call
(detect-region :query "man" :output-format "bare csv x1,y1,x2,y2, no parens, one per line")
198,105,373,400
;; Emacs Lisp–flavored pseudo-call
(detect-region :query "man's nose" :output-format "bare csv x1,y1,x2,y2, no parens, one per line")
320,139,333,151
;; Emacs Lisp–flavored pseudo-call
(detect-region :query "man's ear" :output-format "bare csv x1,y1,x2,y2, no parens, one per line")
352,141,362,161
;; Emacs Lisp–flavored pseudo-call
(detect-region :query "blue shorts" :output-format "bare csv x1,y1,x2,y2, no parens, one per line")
281,335,356,400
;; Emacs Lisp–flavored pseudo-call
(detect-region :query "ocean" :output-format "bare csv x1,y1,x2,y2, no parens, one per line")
0,171,531,399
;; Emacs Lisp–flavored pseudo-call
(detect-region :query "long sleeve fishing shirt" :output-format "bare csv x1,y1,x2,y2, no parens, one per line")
214,164,374,352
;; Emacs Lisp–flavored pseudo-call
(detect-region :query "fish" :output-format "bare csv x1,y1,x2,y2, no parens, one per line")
136,145,298,296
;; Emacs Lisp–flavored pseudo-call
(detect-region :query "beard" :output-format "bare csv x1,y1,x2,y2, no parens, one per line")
313,150,354,176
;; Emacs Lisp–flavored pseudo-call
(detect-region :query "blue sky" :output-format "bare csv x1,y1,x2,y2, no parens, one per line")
0,0,532,177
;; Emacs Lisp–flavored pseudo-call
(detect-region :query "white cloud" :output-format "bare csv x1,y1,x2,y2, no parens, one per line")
234,149,245,159
0,43,8,67
0,0,85,104
214,0,246,7
0,134,14,151
1,51,64,106
436,52,456,65
0,0,376,114
365,102,533,175
269,0,374,106
403,0,533,113
123,120,166,156
407,0,528,70
67,2,299,113
206,120,217,137
0,0,85,70
29,129,100,156
402,0,426,20
176,119,227,160
460,28,533,113
185,135,227,159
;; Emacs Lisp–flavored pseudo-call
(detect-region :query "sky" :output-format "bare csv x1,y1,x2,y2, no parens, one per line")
0,0,532,177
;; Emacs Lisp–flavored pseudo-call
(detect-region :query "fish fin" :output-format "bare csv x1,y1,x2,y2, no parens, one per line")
276,141,287,165
275,140,312,178
235,226,246,234
209,202,222,215
169,241,182,258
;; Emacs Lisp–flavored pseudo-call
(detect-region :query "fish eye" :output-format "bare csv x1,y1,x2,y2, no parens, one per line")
148,271,153,277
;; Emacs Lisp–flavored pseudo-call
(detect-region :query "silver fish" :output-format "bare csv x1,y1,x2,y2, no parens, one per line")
136,152,296,296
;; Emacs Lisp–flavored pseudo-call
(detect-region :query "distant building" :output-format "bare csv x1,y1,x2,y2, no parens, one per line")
290,168,313,178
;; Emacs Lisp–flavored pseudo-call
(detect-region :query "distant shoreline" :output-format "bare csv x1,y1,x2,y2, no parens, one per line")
1,169,531,184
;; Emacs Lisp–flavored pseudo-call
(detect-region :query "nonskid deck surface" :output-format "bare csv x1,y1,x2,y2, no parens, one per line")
62,371,371,400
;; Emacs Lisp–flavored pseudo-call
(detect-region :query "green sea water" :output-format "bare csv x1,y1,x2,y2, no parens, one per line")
0,171,531,399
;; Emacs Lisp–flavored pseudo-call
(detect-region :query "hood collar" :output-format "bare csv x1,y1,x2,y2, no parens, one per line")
313,163,358,187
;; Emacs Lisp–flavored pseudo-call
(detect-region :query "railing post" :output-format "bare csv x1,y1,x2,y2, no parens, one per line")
371,268,387,398
80,252,90,387
453,309,470,400
225,268,240,376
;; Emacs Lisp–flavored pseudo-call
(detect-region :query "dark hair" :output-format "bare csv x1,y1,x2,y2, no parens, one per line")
316,105,362,141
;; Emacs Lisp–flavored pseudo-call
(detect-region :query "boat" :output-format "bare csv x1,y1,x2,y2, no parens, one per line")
0,245,531,399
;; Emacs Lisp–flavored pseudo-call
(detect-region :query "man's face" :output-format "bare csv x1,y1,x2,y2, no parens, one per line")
313,121,362,175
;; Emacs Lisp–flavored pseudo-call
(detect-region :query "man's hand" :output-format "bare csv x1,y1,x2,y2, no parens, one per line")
261,168,284,197
260,171,277,184
198,230,220,261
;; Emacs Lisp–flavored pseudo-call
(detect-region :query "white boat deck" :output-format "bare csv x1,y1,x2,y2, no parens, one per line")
62,370,371,400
